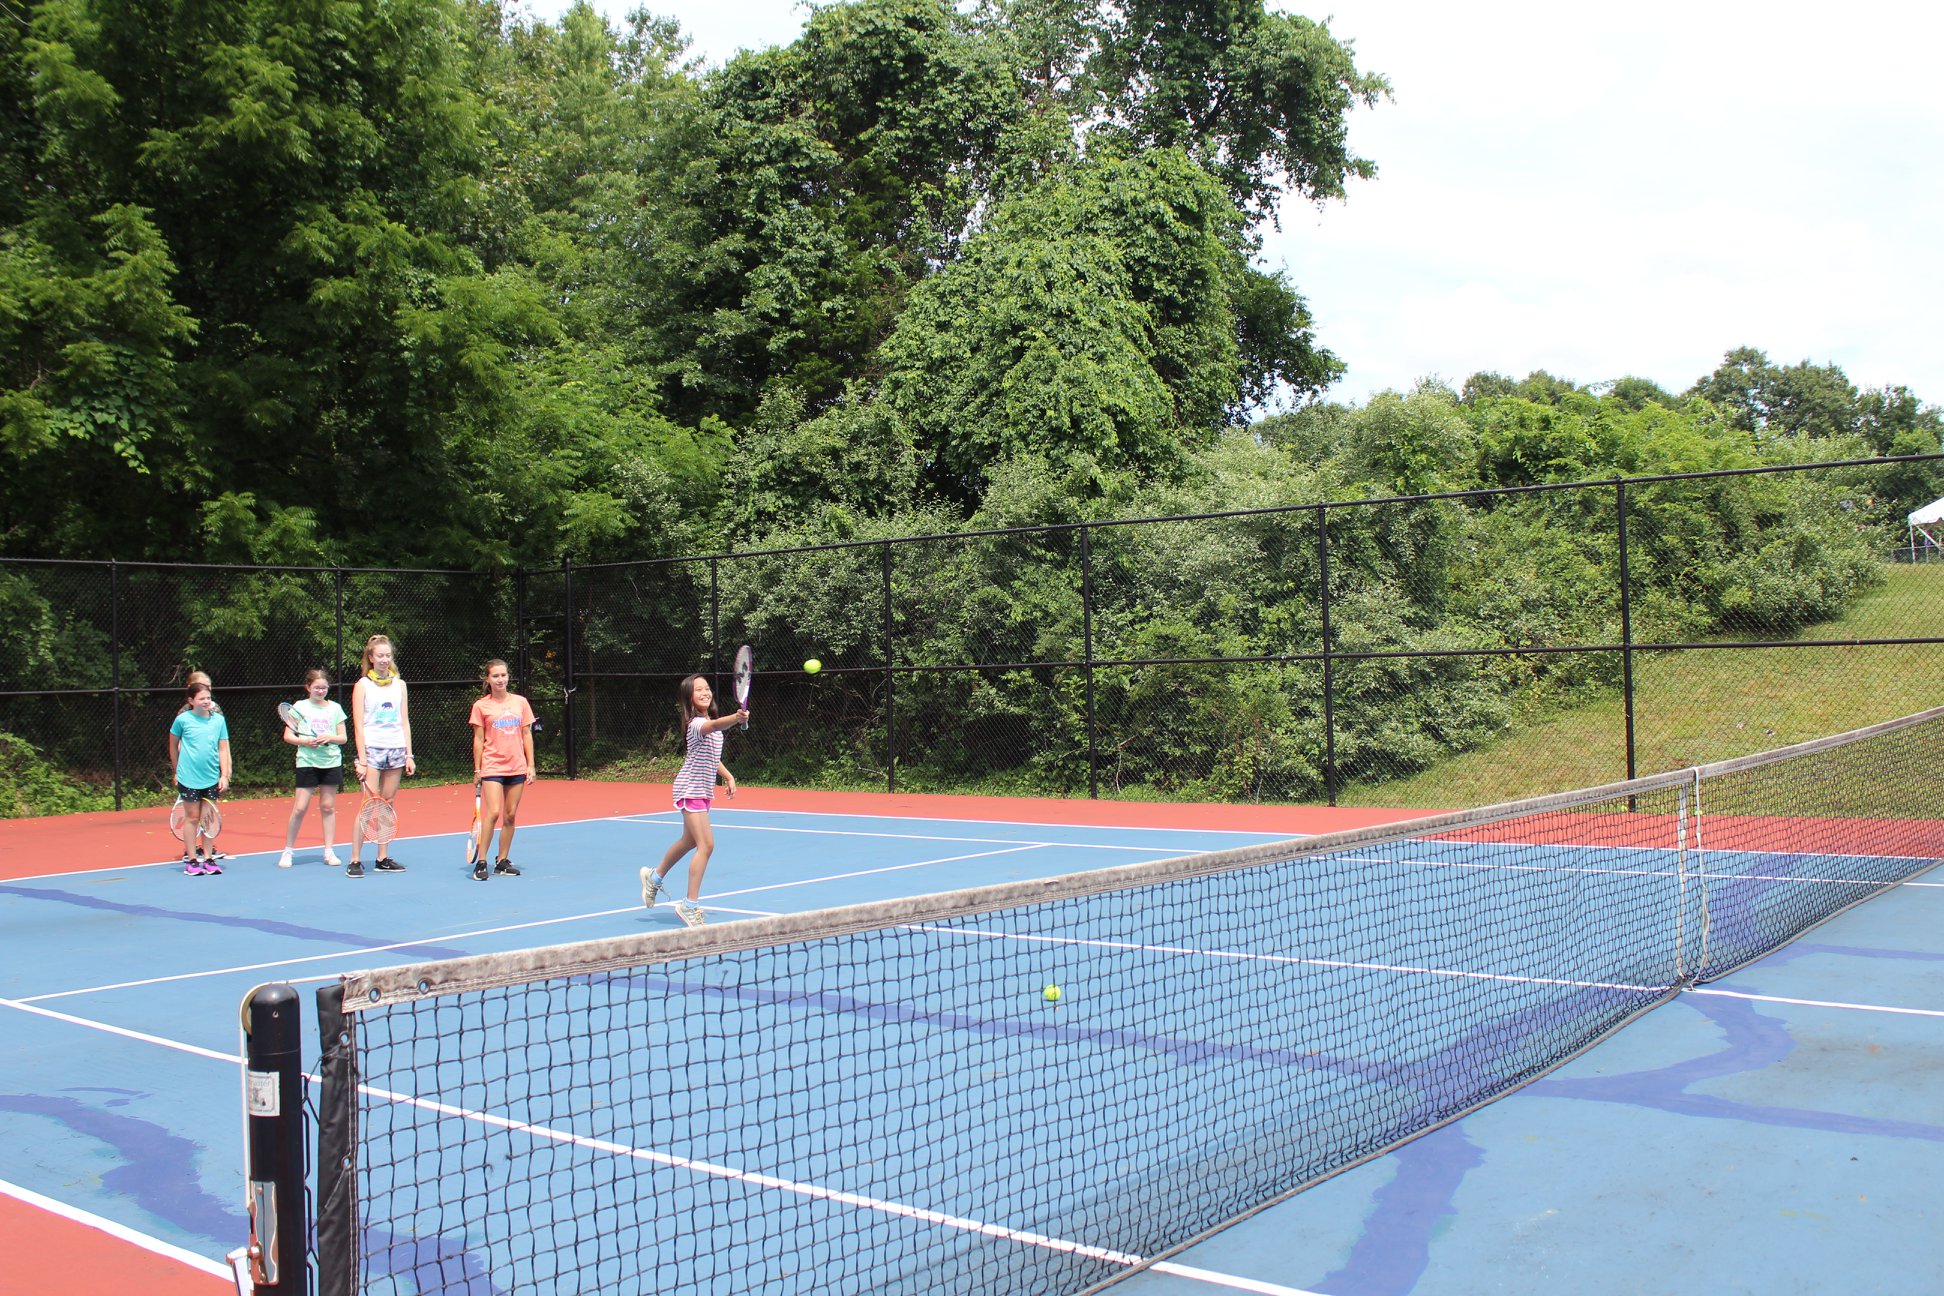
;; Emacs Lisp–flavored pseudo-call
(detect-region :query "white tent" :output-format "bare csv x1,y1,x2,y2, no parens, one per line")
1909,496,1944,558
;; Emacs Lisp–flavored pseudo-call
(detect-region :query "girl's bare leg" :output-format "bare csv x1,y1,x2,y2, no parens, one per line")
285,787,315,849
498,779,527,859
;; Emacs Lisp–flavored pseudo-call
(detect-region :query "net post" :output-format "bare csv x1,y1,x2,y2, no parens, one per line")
239,984,307,1296
314,984,355,1296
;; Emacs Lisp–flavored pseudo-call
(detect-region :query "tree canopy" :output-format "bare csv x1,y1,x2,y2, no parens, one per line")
1,0,1937,575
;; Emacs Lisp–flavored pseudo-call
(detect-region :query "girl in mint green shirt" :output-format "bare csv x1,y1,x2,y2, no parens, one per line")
280,669,349,869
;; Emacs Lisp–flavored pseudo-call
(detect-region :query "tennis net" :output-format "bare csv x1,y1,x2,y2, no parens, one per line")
313,707,1944,1295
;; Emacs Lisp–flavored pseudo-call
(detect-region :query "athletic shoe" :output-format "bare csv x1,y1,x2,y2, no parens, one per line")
202,858,223,875
375,858,406,873
277,849,294,869
640,868,661,907
675,901,707,929
182,857,200,876
206,849,229,861
493,859,521,877
347,860,366,879
322,850,342,867
472,858,489,882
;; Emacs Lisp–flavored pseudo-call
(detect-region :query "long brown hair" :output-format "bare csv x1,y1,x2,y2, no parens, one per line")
677,674,716,724
479,659,509,697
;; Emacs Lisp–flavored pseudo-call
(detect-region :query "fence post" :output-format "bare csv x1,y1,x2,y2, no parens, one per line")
1317,506,1337,807
333,567,345,703
562,557,577,779
882,542,896,795
110,559,122,811
1080,526,1099,799
1617,481,1637,782
709,557,720,681
514,570,528,693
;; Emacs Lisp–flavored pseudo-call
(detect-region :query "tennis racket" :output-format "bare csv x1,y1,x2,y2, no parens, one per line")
733,643,753,730
465,781,481,868
355,785,397,850
169,796,223,848
278,701,338,750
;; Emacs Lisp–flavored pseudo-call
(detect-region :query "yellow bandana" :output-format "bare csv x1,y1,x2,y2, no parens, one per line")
365,669,396,685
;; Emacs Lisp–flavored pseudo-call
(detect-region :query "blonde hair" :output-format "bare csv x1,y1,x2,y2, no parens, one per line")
360,635,397,677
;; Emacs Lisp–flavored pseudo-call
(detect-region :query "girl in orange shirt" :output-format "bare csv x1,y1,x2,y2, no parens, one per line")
468,658,536,881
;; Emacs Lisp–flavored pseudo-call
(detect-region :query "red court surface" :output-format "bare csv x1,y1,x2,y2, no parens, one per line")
0,781,1421,1293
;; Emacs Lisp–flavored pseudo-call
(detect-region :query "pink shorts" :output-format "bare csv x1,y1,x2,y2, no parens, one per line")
674,797,712,814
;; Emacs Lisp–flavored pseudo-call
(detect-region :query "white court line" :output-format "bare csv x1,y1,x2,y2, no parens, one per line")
0,996,241,1064
912,924,1667,995
20,844,1096,1002
625,803,1307,836
347,1076,1332,1289
17,905,645,1003
0,1175,234,1279
9,822,479,883
608,815,1181,852
692,844,1048,901
1688,988,1944,1018
1150,1264,1329,1296
1348,850,1944,891
0,998,1322,1295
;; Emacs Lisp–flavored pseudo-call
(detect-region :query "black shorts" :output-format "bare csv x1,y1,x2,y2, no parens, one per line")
480,774,529,787
175,784,220,801
295,767,345,790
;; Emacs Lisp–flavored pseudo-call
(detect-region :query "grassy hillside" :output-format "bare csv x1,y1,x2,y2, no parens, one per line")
1340,562,1944,809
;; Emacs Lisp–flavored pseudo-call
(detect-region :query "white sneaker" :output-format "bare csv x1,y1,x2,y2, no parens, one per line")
322,850,342,867
675,901,707,928
277,849,294,869
640,867,661,907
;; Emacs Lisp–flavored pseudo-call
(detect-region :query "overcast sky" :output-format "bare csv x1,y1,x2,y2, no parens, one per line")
522,0,1944,407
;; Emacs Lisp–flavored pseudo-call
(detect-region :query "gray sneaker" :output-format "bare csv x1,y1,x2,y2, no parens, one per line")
675,900,707,928
640,868,661,907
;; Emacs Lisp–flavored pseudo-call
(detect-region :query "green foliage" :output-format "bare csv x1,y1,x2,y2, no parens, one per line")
0,730,117,816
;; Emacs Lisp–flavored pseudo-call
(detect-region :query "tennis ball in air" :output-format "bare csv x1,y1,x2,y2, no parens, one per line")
1043,984,1062,1003
804,658,823,674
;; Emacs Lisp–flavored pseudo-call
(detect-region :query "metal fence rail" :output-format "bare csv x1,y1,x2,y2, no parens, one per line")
3,454,1940,811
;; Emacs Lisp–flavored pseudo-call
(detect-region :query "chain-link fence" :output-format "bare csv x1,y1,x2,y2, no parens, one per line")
4,455,1940,814
551,455,1944,808
0,562,513,809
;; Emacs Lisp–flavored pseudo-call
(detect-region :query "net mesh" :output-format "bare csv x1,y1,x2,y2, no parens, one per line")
315,709,1944,1296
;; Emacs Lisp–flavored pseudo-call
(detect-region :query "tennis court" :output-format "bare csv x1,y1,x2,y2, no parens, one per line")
2,712,1941,1294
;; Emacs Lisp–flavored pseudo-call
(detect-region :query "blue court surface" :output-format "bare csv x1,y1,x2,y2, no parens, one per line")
2,806,1941,1294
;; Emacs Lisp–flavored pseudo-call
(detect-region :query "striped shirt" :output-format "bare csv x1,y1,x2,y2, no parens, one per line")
671,717,723,804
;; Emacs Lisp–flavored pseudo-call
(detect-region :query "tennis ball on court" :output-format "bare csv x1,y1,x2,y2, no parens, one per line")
804,658,823,674
1043,984,1062,1003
